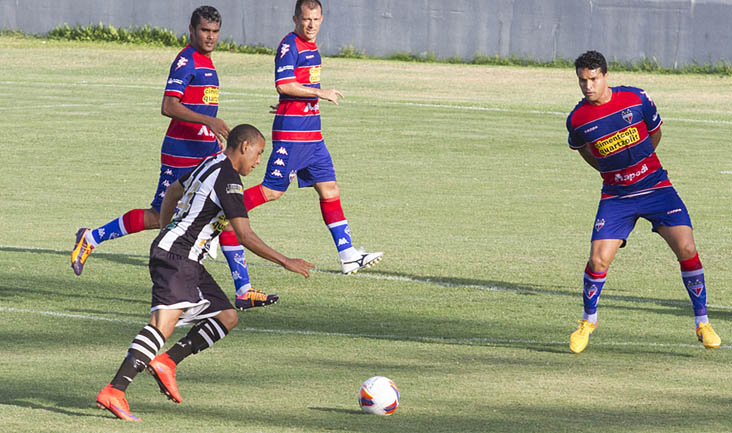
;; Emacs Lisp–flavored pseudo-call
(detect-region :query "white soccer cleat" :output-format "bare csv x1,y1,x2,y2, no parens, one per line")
341,250,383,275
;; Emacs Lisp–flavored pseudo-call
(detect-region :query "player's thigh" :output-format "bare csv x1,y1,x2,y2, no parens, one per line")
643,188,693,233
590,198,639,243
261,142,307,192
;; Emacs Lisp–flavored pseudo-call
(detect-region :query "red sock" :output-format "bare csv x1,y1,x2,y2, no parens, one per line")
320,197,346,225
243,185,268,211
219,229,238,246
121,209,146,234
679,253,702,271
585,263,608,279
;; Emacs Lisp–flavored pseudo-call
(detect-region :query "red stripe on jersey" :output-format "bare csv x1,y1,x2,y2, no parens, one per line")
276,76,298,86
191,49,214,69
161,152,220,168
164,90,184,98
276,100,320,116
166,122,217,142
600,180,673,200
601,153,661,185
272,130,323,142
181,85,219,106
294,36,318,52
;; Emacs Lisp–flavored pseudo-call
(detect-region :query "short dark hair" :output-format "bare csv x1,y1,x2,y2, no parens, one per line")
574,50,608,74
191,5,221,28
295,0,322,17
227,124,265,150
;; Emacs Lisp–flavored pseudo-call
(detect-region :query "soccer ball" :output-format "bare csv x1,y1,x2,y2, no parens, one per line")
358,376,400,415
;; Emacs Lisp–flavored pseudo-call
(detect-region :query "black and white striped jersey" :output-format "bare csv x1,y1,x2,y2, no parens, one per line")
152,153,248,263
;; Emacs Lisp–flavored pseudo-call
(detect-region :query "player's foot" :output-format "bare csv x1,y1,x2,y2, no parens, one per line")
147,353,182,403
235,289,279,310
341,250,383,275
696,322,721,349
96,384,141,421
71,228,94,276
569,320,596,354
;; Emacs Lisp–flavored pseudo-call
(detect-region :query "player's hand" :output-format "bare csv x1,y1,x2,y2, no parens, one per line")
207,117,230,144
269,103,279,114
284,258,315,278
319,88,344,105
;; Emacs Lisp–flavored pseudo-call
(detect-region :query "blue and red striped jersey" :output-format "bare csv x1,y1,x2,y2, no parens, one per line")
273,32,323,144
566,86,669,199
161,45,221,168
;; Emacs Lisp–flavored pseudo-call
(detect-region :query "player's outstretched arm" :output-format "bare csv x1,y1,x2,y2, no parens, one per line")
161,95,230,142
229,217,314,278
276,82,344,105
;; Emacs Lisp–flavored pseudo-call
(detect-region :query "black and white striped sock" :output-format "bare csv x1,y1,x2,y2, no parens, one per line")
111,324,166,391
166,317,228,364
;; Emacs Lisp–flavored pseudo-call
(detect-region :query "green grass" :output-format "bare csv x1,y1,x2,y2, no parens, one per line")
1,36,732,433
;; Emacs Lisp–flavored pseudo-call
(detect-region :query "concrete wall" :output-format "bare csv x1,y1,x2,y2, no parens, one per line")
2,0,731,67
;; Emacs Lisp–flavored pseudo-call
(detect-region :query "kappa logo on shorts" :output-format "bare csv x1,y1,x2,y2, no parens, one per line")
276,147,288,156
271,169,283,178
622,109,633,124
594,218,605,231
226,184,244,195
274,158,286,166
164,169,174,176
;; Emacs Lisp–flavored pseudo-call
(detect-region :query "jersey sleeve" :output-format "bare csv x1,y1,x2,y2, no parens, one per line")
566,115,585,149
164,52,195,99
638,89,662,133
214,165,248,221
275,38,298,87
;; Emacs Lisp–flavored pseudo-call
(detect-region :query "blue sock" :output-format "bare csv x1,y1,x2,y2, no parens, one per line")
220,231,251,297
680,254,707,319
89,209,145,244
582,264,607,323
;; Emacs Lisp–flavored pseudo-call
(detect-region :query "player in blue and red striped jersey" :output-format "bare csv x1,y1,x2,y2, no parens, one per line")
565,50,721,353
241,0,382,281
71,6,276,310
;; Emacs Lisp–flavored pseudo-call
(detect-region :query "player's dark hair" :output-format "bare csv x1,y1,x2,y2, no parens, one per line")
574,50,608,74
227,124,265,150
191,5,221,28
295,0,322,17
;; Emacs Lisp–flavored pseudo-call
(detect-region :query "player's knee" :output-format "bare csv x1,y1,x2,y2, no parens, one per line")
217,309,239,331
677,244,698,261
144,208,161,229
264,188,284,201
588,256,611,273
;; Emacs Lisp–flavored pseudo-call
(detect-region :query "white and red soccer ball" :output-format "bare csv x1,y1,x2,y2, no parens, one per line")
358,376,400,415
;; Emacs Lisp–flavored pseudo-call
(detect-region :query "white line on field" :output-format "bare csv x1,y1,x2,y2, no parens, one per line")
2,80,731,125
3,245,732,312
1,306,727,350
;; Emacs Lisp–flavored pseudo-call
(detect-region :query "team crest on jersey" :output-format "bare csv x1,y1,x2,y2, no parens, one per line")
276,146,288,156
594,218,605,231
622,109,633,124
226,184,244,195
280,43,290,59
175,57,188,71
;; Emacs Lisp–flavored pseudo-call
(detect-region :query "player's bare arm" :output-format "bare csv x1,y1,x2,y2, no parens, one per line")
276,82,344,105
161,95,230,142
158,180,184,228
577,144,600,171
229,217,314,278
649,128,662,150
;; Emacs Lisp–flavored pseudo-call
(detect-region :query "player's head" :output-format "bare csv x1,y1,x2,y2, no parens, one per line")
226,124,266,176
574,50,610,105
293,0,323,42
189,6,221,56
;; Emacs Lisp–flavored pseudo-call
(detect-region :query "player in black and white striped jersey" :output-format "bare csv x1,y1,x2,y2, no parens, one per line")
96,124,314,421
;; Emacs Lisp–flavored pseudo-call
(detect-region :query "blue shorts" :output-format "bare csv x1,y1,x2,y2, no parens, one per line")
261,141,337,192
591,187,693,242
150,165,192,212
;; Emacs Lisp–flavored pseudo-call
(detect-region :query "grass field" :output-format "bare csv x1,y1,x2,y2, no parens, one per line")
1,35,732,433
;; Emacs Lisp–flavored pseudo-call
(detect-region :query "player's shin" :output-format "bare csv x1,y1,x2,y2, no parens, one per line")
243,184,268,211
165,317,229,364
680,253,708,325
582,263,607,324
320,197,356,260
110,324,166,392
220,230,252,296
90,209,147,245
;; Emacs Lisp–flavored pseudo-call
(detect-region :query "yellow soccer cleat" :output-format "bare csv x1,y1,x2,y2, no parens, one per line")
71,228,94,276
696,322,721,349
569,320,597,354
